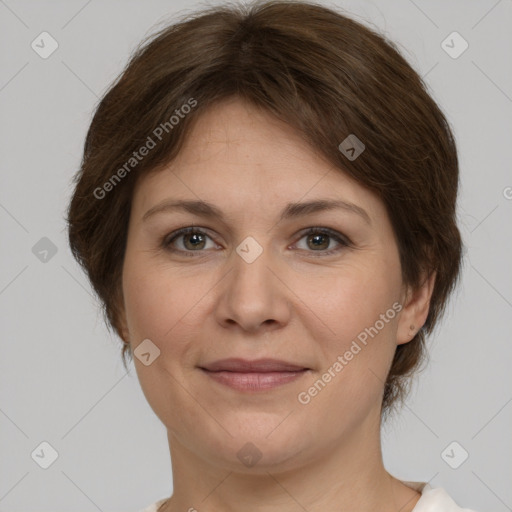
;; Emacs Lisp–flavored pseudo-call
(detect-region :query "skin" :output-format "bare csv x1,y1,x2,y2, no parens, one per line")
118,97,436,512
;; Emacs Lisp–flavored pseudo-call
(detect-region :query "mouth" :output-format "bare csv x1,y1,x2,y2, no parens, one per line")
198,358,310,392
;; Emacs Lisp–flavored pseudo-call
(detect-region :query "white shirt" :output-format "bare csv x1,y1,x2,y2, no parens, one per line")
402,481,478,511
138,481,479,512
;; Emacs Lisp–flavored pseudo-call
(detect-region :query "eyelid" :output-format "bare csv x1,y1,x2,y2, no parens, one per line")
291,227,351,255
162,226,219,255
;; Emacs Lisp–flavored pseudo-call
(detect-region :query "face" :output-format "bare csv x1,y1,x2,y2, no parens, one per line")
120,97,424,473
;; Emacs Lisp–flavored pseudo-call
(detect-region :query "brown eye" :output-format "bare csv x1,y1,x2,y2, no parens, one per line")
294,227,350,256
162,226,350,258
306,232,330,250
163,227,216,255
181,231,207,250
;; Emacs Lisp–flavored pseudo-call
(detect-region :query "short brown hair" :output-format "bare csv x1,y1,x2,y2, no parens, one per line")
66,0,463,416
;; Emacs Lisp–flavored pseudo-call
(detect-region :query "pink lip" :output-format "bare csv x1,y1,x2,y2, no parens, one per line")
201,358,307,372
199,358,309,391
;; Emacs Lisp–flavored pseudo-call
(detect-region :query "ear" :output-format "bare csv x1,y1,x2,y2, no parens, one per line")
116,309,131,345
113,288,131,344
396,270,436,345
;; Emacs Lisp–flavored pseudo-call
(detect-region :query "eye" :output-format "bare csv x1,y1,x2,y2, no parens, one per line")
162,227,217,256
293,227,350,256
162,226,351,257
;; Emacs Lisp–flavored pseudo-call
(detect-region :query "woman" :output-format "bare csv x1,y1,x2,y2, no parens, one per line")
66,1,477,510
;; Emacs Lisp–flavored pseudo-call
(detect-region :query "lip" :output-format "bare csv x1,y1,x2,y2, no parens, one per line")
200,358,308,372
199,358,310,392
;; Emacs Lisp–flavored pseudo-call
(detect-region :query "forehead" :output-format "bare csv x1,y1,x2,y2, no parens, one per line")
131,97,381,222
179,98,316,164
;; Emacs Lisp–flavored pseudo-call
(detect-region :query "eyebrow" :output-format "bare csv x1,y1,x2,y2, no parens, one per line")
142,198,371,225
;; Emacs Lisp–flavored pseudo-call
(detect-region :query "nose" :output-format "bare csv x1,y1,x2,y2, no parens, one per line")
213,240,292,334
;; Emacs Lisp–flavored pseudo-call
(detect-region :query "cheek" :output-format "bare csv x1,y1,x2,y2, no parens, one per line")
121,259,206,426
295,260,400,344
122,257,197,343
122,267,163,342
297,303,399,431
294,261,401,402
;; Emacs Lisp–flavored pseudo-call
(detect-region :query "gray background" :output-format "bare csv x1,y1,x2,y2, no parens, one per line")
1,0,511,510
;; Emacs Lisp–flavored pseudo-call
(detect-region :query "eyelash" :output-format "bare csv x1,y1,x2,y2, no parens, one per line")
161,226,351,258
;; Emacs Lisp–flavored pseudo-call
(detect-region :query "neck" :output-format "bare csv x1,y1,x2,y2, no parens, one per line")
160,409,421,512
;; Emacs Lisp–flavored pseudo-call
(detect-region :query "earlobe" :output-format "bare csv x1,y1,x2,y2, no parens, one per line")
118,315,130,344
119,325,130,345
113,286,131,344
396,271,436,345
115,301,131,345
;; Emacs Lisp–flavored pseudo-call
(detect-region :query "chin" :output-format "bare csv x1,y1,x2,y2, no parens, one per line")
195,416,313,473
215,441,309,474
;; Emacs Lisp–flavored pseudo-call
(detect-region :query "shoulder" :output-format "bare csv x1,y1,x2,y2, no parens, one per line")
404,481,479,512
